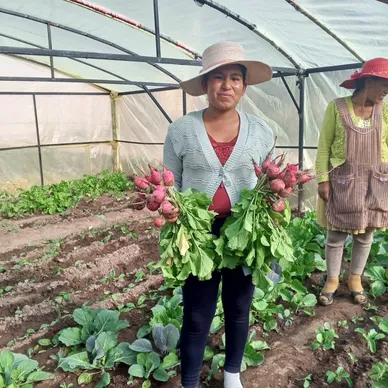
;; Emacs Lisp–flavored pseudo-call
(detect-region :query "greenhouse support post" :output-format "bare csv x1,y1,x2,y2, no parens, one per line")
278,72,300,113
46,24,55,79
32,94,44,187
153,0,161,57
111,92,121,172
297,73,306,213
143,87,173,123
182,91,187,115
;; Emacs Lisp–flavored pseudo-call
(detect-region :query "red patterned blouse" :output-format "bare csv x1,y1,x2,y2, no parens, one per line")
208,134,237,218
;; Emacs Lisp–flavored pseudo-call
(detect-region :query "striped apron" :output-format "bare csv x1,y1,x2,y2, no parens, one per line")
326,98,388,231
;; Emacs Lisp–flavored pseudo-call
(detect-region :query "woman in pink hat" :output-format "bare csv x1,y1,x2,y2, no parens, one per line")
316,58,388,306
163,42,274,388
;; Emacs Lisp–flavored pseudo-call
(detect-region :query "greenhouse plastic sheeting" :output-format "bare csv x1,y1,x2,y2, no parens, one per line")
0,149,41,193
41,144,113,185
35,95,112,144
0,55,110,93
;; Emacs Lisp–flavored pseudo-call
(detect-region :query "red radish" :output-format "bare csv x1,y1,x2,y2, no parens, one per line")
279,187,293,198
148,165,162,185
253,160,263,177
163,167,175,186
298,175,311,184
288,164,298,172
152,189,165,203
155,185,167,194
272,199,285,213
154,217,166,227
161,201,173,215
134,177,150,190
261,154,272,172
269,179,285,193
277,171,286,181
266,164,280,179
283,171,298,187
147,200,160,211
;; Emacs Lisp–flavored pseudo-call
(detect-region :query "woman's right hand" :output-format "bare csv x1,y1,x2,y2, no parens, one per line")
318,181,330,201
163,207,180,223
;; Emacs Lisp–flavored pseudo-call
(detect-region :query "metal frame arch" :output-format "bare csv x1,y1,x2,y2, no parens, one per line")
0,6,182,83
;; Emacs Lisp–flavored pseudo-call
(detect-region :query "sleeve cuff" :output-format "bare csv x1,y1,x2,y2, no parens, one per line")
318,174,329,184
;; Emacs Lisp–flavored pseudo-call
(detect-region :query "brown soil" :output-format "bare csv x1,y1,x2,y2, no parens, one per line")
1,197,387,388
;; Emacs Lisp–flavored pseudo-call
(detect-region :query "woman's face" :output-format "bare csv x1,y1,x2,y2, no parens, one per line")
365,77,388,104
202,64,247,111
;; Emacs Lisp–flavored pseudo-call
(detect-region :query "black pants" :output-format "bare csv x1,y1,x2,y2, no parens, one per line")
180,218,255,388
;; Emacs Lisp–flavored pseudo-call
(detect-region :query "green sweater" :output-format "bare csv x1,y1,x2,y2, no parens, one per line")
316,97,388,184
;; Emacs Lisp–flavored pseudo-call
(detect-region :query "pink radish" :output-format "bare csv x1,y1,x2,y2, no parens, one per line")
163,167,175,186
161,201,173,215
269,179,285,193
154,217,166,227
272,199,285,213
252,160,263,177
283,171,298,187
147,200,160,211
298,175,311,184
261,154,272,172
134,177,149,190
279,187,293,198
148,165,162,185
288,164,298,172
266,164,280,179
155,185,167,194
152,189,165,203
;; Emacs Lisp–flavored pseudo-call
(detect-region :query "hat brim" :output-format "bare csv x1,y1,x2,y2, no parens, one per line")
179,60,273,96
340,72,388,89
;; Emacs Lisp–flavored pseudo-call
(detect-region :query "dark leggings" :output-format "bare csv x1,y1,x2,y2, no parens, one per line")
180,219,255,388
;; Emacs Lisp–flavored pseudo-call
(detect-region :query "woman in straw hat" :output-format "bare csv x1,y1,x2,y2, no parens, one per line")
163,42,274,388
316,58,388,306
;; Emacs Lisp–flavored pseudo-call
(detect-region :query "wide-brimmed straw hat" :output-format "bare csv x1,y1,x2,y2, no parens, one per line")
340,57,388,89
180,42,273,96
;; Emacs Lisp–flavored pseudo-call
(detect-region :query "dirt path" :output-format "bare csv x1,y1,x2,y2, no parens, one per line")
0,208,146,254
1,199,387,388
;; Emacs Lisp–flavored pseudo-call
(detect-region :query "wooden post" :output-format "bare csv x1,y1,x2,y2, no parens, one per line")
110,92,122,172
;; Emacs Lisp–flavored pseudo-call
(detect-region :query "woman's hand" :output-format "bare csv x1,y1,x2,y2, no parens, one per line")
318,181,330,201
163,207,180,223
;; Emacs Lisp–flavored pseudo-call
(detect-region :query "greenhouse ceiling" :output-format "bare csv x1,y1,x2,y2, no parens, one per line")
0,0,387,94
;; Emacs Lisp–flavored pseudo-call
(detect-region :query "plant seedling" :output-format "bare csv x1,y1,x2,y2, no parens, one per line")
368,358,388,387
326,366,353,387
302,374,312,388
354,328,385,353
338,320,349,329
312,323,339,351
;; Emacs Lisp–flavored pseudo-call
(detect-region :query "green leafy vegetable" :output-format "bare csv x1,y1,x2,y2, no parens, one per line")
0,350,53,386
158,189,217,284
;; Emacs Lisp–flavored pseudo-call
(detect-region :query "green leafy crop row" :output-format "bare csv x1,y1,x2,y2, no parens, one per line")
0,171,133,218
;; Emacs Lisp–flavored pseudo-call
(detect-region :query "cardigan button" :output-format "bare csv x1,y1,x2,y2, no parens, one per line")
224,180,231,187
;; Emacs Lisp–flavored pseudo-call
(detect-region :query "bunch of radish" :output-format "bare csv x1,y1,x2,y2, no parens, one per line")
253,150,314,213
130,164,218,284
131,165,178,228
216,147,315,288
